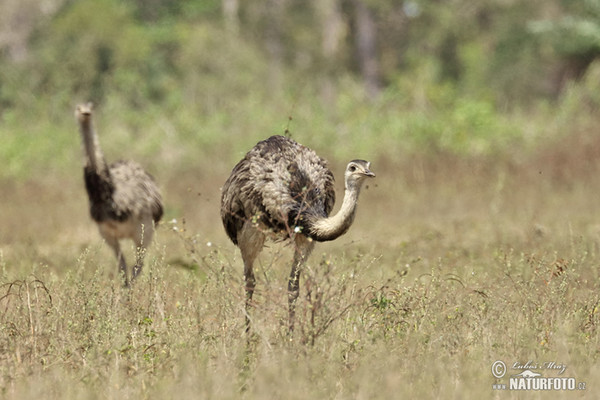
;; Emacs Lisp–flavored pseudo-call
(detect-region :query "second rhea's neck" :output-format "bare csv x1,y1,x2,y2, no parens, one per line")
80,118,108,175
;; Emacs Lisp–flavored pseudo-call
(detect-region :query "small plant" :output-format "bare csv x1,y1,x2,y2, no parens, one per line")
0,275,52,337
294,256,361,346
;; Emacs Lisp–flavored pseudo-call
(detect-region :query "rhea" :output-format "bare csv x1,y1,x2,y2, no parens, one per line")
221,135,375,330
75,103,163,287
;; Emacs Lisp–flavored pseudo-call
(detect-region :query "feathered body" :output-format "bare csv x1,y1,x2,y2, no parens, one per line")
84,160,163,224
221,135,336,244
76,103,162,286
221,135,375,331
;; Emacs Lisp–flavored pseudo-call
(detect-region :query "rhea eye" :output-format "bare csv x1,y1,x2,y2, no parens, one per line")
349,165,357,172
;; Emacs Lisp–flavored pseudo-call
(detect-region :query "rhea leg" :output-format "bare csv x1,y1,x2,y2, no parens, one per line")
105,236,128,287
288,234,315,332
131,219,155,284
238,222,265,331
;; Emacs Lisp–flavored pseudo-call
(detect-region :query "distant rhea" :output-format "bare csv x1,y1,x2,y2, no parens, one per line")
221,135,375,330
75,103,163,287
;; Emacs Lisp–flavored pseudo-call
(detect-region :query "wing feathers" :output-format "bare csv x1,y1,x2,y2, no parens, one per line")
221,135,335,243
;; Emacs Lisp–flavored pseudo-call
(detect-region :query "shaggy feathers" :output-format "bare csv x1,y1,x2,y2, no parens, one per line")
221,135,335,244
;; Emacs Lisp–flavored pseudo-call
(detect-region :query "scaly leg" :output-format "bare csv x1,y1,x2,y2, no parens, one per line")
288,234,315,332
238,222,265,332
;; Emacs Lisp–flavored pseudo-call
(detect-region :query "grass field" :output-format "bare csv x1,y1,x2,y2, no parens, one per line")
2,136,600,399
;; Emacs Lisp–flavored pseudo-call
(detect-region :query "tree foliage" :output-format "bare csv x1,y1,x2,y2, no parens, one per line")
0,0,599,178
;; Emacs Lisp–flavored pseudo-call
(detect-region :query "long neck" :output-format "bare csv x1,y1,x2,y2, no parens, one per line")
308,182,362,242
79,117,108,175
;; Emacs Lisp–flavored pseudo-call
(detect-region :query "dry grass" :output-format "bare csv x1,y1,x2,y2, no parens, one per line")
2,150,600,399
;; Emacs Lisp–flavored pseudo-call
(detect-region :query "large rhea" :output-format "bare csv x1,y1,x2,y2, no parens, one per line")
221,135,375,330
75,103,163,286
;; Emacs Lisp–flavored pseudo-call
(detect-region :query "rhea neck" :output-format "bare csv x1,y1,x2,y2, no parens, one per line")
79,115,108,175
309,176,364,242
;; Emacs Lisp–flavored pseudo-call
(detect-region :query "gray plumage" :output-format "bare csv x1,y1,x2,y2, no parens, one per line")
75,103,163,286
221,135,375,331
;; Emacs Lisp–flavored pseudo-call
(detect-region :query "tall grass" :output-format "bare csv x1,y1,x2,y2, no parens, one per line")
3,144,600,397
2,239,600,399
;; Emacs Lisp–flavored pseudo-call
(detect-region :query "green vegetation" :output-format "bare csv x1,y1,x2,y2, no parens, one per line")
1,0,599,179
2,0,600,398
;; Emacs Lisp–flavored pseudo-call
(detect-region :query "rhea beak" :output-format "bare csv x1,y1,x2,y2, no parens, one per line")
363,170,376,178
362,162,375,178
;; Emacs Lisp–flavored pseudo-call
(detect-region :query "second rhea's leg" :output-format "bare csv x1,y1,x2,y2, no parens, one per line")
105,236,128,287
132,219,155,284
288,234,315,332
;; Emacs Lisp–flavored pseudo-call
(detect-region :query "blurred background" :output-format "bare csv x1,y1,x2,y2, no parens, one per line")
2,0,600,261
2,0,600,179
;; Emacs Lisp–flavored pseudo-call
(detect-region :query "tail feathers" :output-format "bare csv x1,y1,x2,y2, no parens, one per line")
153,202,164,224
